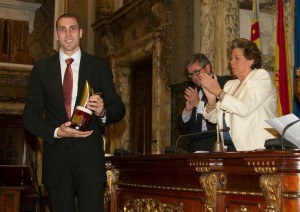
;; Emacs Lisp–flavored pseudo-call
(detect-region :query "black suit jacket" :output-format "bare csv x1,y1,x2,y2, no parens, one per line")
178,75,232,152
23,51,125,186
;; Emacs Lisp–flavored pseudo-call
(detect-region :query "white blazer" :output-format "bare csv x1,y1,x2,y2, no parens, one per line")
204,69,277,151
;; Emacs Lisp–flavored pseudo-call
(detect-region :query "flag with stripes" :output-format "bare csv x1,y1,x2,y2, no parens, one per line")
274,0,292,116
294,0,300,117
250,0,261,49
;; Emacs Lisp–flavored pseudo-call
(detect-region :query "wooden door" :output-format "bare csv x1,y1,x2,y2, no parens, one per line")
130,59,152,155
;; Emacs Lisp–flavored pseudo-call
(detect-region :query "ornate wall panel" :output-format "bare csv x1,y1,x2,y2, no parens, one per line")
196,0,294,77
199,0,239,76
27,0,54,61
93,0,173,153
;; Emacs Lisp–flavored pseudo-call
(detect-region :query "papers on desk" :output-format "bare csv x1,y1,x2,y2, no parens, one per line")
266,113,300,147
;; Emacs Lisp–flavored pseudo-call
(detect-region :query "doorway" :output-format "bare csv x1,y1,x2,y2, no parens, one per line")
129,58,152,155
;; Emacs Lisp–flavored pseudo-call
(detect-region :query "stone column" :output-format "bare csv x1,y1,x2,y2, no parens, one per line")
199,0,239,75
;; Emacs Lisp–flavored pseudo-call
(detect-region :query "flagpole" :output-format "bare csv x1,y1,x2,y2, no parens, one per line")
250,0,261,50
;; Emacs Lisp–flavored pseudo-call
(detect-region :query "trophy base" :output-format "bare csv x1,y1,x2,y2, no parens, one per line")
70,123,90,131
70,106,92,131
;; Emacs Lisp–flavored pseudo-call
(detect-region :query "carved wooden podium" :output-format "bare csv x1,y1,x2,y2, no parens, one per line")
105,151,300,212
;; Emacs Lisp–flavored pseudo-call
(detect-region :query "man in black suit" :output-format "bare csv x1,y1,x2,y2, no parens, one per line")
178,53,231,152
23,13,125,211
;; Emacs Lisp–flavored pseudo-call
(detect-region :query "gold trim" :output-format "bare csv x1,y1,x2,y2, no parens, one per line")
118,181,300,201
64,0,68,13
219,174,227,189
282,192,300,198
247,160,278,174
118,182,203,192
218,190,263,196
117,182,300,199
200,173,217,211
254,166,277,173
189,161,211,173
104,169,120,210
296,67,300,77
124,197,183,211
259,174,281,212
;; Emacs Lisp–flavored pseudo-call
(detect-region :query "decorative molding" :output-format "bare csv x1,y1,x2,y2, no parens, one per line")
219,190,263,197
247,160,278,174
117,182,268,197
189,160,217,210
0,0,42,33
0,62,32,70
124,197,183,212
118,182,204,192
0,62,31,115
92,0,172,153
0,102,24,115
239,0,277,14
199,173,217,211
246,158,281,211
259,174,281,212
105,169,119,211
189,161,211,173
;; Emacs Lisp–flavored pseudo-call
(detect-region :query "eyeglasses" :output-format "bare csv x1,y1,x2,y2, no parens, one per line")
187,67,205,78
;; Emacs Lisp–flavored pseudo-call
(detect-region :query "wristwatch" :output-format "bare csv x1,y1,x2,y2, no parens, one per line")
216,90,225,100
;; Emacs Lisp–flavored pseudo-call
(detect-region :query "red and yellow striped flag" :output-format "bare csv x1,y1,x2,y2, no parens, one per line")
251,0,261,49
274,0,292,116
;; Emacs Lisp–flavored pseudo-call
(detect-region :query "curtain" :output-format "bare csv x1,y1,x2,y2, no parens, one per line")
7,19,29,62
0,18,8,62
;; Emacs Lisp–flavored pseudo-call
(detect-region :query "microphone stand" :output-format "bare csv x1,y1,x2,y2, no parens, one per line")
174,130,218,153
265,119,300,150
213,124,224,152
281,119,300,149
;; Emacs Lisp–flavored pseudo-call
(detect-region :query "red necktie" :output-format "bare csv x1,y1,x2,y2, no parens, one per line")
63,58,74,119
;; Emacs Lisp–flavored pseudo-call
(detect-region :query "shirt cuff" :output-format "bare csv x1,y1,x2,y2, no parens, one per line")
196,101,205,114
182,109,192,122
54,127,60,138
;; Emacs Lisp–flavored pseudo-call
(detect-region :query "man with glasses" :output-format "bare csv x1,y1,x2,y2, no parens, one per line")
178,53,231,152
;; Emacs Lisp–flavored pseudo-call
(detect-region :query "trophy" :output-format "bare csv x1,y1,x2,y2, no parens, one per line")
70,80,94,131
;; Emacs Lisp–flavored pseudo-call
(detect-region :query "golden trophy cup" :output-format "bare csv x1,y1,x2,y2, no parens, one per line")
70,81,94,131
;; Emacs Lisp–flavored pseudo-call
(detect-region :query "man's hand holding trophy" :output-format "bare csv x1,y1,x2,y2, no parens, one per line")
70,80,102,131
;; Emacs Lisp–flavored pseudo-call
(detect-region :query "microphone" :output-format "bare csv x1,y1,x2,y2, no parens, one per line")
213,125,230,152
114,140,130,156
265,119,300,150
114,140,144,156
164,129,217,154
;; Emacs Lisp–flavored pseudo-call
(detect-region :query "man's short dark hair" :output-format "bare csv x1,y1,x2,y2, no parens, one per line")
55,13,81,30
185,53,212,72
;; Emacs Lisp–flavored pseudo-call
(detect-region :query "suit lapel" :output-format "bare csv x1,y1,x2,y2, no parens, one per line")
48,54,67,117
46,53,72,119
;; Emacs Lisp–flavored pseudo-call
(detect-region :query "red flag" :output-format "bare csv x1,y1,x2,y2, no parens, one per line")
251,0,261,49
274,0,292,116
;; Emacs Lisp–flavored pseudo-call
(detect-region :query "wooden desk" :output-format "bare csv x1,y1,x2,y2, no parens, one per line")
105,151,300,212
